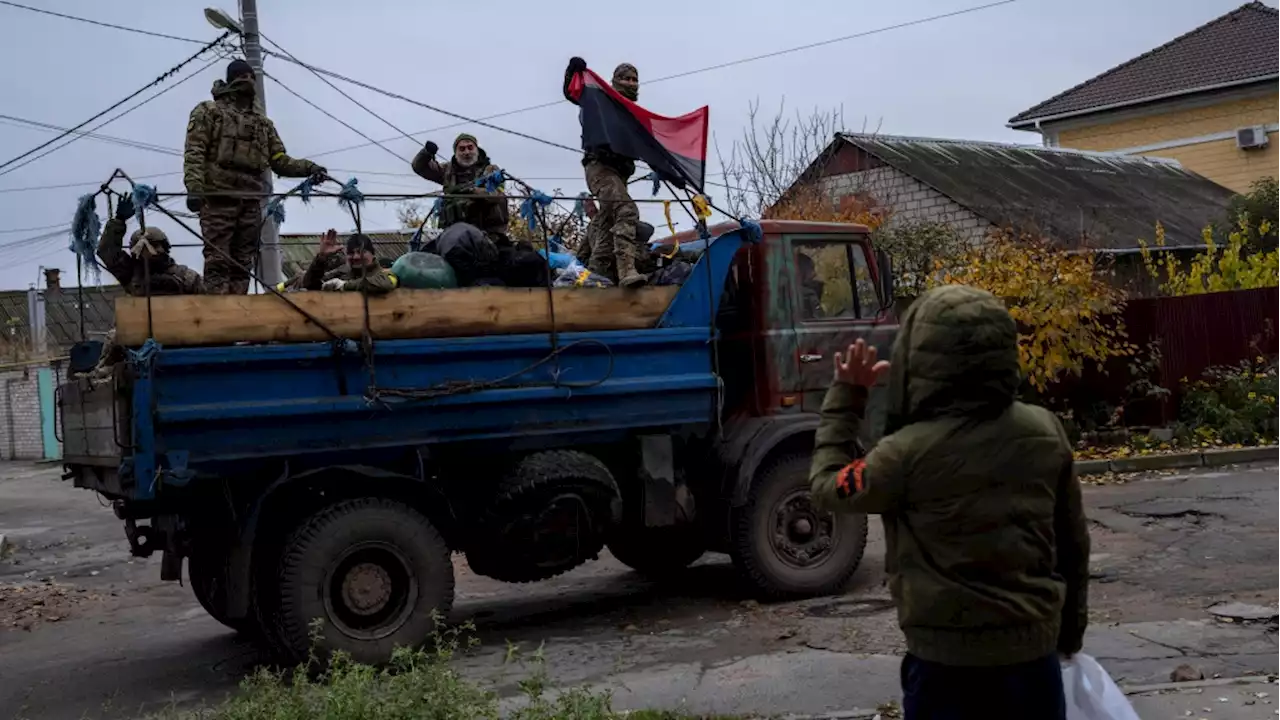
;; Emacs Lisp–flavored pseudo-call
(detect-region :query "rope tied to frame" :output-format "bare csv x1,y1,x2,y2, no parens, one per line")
519,189,554,230
130,184,158,221
475,169,506,194
336,177,364,211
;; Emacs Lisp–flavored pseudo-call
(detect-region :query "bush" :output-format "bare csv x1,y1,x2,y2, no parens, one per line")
1177,355,1278,446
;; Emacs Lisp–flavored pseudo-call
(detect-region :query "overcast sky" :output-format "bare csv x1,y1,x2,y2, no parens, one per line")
0,0,1262,290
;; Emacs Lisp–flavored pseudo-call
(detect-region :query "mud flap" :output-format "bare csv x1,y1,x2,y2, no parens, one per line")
639,435,694,527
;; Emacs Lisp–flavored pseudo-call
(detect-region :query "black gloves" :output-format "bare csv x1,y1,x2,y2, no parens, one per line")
309,165,328,183
568,57,587,74
186,196,203,213
423,141,439,158
114,194,135,221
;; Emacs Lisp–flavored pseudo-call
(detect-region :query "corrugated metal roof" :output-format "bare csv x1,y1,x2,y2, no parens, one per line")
838,133,1236,250
1009,2,1278,126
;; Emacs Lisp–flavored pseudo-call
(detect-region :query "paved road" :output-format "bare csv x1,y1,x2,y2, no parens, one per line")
1,461,1276,719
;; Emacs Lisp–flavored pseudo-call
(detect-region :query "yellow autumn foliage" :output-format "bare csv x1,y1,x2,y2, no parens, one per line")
929,229,1133,392
1138,219,1279,295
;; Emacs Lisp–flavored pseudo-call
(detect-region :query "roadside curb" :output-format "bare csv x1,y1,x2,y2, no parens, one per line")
1075,445,1277,475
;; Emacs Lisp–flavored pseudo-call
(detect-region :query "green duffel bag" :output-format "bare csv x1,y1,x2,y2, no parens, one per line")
391,252,458,289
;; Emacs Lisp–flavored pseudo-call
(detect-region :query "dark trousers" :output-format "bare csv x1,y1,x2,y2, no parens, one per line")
901,653,1065,720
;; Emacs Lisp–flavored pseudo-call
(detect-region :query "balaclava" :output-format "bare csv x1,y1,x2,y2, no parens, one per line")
612,63,639,101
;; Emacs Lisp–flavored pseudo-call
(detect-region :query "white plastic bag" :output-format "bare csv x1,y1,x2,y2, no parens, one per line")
1062,654,1140,720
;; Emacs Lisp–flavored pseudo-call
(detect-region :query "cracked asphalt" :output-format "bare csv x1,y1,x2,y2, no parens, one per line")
0,460,1276,718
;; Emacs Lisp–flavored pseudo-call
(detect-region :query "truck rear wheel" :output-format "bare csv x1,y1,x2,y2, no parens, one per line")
607,527,705,579
274,498,455,665
730,453,867,599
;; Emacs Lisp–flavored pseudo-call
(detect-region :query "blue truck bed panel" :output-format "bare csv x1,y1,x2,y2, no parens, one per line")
64,228,754,501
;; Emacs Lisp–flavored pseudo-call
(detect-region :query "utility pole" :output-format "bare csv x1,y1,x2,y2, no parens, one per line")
237,0,282,289
239,0,284,285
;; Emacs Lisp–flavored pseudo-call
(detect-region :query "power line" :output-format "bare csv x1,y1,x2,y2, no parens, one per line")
0,114,181,157
263,71,409,164
263,0,1020,162
0,171,179,195
0,32,231,175
0,222,66,235
0,1,205,44
261,50,581,156
0,52,229,179
260,33,420,152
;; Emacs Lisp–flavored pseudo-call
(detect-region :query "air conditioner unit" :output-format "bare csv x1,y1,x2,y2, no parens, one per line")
1236,126,1270,150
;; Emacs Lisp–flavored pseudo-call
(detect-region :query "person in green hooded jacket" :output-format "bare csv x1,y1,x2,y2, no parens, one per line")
809,285,1090,720
410,133,510,244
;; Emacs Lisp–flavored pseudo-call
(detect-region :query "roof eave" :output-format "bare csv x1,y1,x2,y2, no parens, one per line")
1007,74,1280,130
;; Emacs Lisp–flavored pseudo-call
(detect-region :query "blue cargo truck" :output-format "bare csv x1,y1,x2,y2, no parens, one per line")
58,221,898,663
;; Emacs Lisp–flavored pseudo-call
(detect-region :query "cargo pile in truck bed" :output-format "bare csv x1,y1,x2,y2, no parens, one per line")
114,286,681,347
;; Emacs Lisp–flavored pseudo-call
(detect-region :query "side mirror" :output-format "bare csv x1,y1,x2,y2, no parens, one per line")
875,249,895,309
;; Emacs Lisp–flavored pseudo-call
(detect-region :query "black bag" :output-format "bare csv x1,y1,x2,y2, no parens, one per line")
426,223,498,287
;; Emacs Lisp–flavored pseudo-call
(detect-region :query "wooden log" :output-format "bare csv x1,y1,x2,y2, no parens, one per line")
114,286,681,347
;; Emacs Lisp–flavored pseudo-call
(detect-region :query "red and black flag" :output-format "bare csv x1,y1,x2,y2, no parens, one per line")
564,65,709,194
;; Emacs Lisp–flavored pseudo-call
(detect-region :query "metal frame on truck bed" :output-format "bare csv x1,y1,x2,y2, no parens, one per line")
58,220,898,664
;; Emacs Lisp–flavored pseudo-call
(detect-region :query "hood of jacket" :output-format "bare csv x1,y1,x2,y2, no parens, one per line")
884,284,1020,434
210,78,255,108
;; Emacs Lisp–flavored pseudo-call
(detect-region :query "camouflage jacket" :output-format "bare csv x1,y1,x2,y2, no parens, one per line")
410,147,509,236
809,285,1089,667
96,218,204,296
298,253,397,295
184,79,319,197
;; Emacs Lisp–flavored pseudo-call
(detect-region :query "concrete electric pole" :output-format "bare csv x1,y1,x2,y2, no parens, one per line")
204,3,283,289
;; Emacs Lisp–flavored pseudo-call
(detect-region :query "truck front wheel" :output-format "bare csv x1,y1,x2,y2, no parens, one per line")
730,453,867,599
274,498,455,665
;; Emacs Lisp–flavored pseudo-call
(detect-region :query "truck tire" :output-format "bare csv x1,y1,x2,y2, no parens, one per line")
188,548,258,637
607,527,705,579
465,450,620,583
274,498,455,665
730,453,867,599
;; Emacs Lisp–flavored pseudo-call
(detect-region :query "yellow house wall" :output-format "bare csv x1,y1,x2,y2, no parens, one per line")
1054,94,1278,193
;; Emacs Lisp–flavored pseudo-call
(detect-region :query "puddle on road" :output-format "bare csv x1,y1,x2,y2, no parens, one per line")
803,597,896,619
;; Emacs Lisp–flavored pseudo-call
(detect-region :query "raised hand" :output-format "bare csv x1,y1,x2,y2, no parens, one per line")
834,339,890,388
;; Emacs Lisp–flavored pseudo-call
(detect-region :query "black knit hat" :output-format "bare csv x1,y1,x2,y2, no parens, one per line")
226,59,254,82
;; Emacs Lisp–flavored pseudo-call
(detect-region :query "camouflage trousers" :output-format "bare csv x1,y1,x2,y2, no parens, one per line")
200,198,262,295
583,162,640,283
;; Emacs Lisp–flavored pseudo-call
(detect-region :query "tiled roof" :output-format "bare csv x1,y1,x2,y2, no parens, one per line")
279,229,425,279
1009,2,1278,126
836,134,1236,250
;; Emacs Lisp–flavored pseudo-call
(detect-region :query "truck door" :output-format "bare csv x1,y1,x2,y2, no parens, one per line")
788,235,896,442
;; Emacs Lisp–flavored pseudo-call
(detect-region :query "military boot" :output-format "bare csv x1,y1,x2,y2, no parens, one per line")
615,239,647,289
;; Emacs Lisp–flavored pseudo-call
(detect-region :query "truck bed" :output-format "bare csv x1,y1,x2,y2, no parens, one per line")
60,227,751,501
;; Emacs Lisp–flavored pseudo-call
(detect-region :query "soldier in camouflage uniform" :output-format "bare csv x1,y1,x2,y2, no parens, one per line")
183,59,325,295
88,194,204,379
410,133,510,243
564,58,645,288
297,230,398,295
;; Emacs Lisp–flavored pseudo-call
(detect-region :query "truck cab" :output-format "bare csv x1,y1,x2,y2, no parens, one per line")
59,219,897,664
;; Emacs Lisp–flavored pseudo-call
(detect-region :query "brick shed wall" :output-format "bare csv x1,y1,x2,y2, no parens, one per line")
0,361,64,461
820,166,992,243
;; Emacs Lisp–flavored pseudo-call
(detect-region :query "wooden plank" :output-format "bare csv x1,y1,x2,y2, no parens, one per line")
114,286,681,347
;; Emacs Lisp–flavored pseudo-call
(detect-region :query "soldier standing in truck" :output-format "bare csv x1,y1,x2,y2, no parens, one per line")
183,58,326,295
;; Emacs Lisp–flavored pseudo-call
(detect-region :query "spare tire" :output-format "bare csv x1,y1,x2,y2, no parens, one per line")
466,450,620,583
